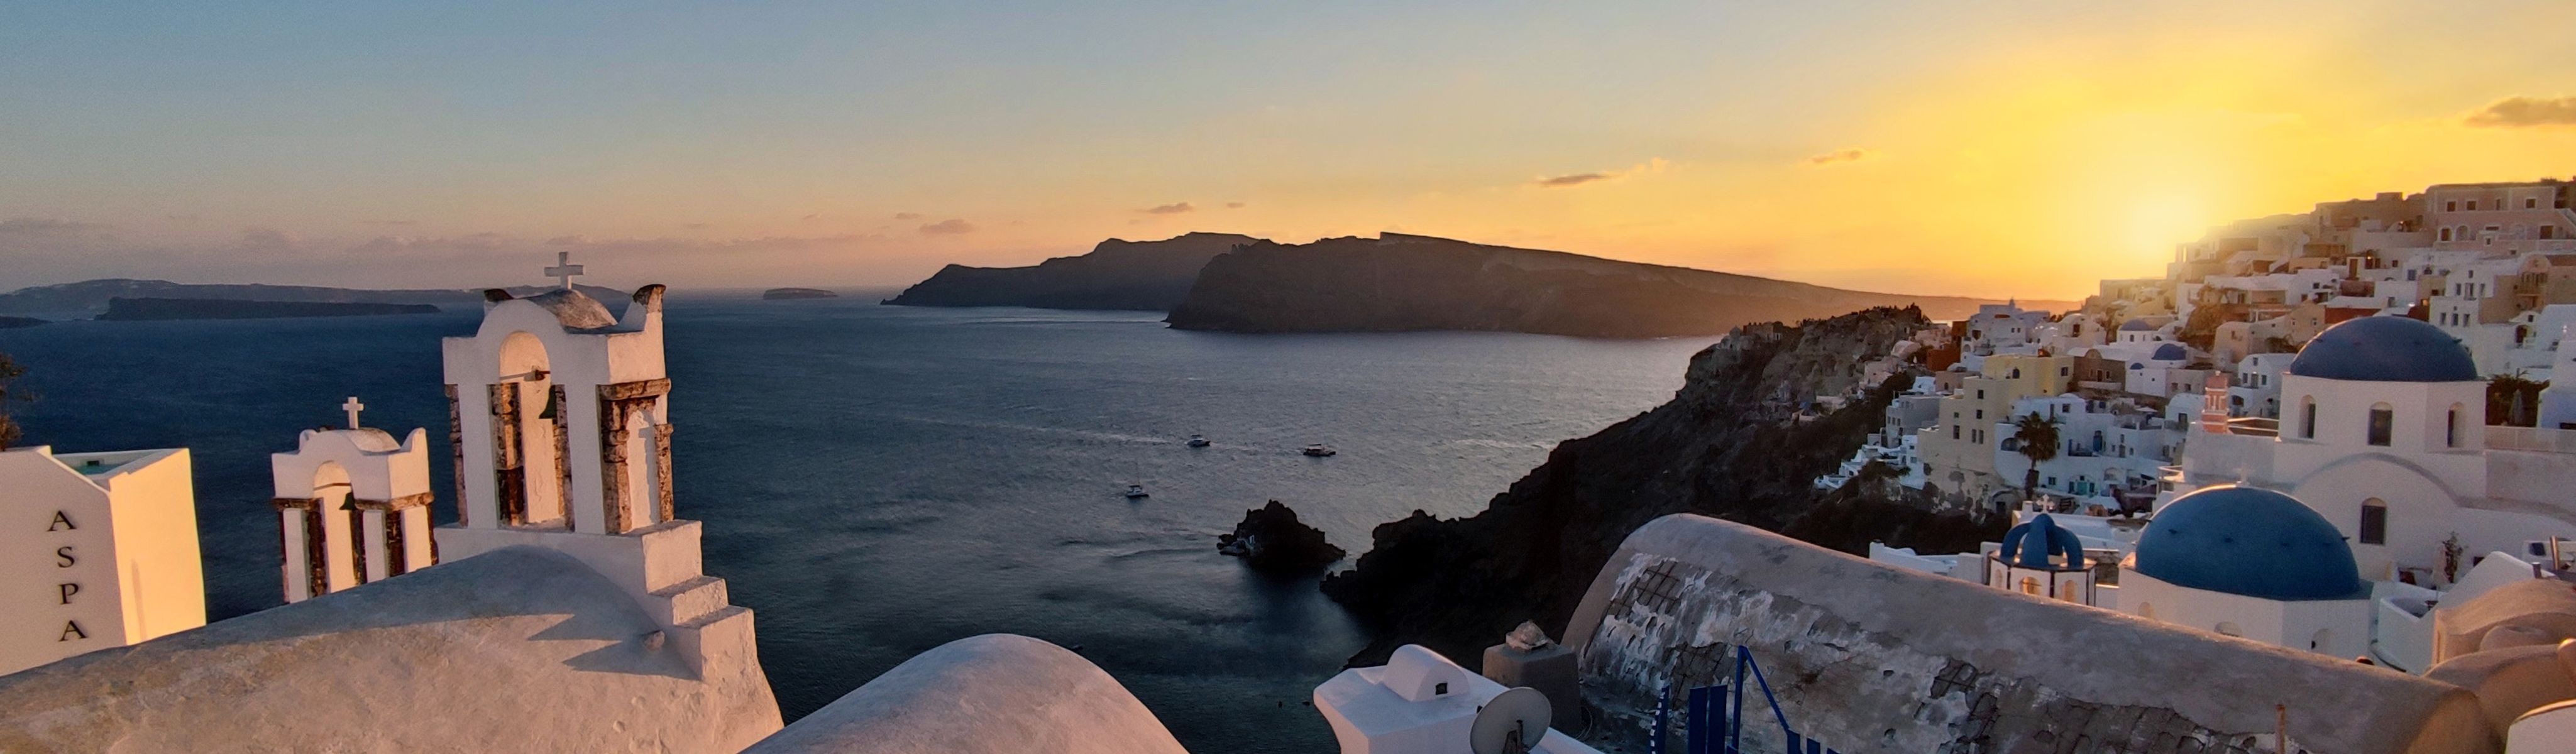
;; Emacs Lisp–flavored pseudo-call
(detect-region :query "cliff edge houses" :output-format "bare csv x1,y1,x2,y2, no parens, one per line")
8,174,2576,754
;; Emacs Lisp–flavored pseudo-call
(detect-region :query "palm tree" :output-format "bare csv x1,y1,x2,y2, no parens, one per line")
2011,412,2061,504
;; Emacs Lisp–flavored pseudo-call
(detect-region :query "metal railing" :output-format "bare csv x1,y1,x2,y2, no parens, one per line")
1653,646,1841,754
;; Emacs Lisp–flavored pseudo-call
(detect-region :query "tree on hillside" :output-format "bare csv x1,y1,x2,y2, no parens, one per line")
2012,412,2061,505
0,352,27,451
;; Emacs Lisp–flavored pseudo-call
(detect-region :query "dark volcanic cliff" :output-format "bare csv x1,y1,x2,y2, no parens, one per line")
0,279,629,317
1165,234,2022,337
1318,306,2003,667
97,298,441,320
884,232,1261,310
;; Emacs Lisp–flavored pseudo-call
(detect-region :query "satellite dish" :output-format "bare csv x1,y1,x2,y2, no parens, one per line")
1470,687,1552,754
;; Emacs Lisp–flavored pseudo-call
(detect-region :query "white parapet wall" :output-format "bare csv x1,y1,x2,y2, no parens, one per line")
1562,514,2494,754
0,445,203,677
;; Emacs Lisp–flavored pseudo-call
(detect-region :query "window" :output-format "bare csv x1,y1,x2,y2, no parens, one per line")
2367,404,2394,446
2360,500,2387,545
1974,409,1983,420
1952,425,1961,440
2445,200,2458,212
2009,368,2021,378
2022,577,2040,595
2440,227,2453,242
1434,682,1448,696
2447,405,2463,447
1976,390,1986,400
2529,198,2541,209
2301,398,2317,439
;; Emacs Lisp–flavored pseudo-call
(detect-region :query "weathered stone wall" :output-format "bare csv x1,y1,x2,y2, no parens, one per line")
1563,515,2494,754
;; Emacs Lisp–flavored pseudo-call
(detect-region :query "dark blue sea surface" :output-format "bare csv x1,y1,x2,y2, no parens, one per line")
0,293,1710,753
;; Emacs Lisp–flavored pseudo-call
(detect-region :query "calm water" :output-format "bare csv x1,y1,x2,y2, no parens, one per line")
0,293,1710,752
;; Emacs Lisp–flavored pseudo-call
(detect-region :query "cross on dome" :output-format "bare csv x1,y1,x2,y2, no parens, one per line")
341,396,365,430
544,251,585,290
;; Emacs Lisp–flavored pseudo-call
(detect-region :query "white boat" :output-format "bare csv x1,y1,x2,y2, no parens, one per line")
1124,484,1150,499
1301,444,1336,457
1187,434,1211,448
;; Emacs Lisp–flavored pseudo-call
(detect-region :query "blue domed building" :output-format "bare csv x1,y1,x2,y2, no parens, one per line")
2119,486,2374,658
1984,513,2098,604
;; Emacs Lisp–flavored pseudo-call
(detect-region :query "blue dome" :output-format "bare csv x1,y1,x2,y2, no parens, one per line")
2120,319,2156,332
2151,343,2188,361
2286,316,2477,382
1999,513,2086,569
2133,486,2365,601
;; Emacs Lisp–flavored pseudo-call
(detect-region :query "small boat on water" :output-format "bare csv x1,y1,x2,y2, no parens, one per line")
1124,483,1150,499
1187,434,1211,448
1301,444,1337,457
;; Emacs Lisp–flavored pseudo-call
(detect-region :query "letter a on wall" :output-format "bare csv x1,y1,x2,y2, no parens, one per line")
48,510,75,531
59,621,86,642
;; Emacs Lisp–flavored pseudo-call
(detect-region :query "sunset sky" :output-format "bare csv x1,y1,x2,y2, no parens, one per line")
5,1,2575,298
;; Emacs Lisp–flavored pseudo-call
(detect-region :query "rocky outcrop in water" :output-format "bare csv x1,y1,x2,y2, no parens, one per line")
1218,500,1346,574
761,288,839,300
1319,306,2003,667
0,317,43,329
1165,234,2029,337
97,298,441,321
885,232,1260,311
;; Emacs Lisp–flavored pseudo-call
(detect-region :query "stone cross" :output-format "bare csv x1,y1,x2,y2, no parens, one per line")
342,396,365,430
544,251,585,290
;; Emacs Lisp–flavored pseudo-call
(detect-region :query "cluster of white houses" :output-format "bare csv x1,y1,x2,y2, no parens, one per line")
1844,178,2576,748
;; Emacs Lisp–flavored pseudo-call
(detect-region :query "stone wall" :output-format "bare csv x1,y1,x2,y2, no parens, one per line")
1562,515,2494,754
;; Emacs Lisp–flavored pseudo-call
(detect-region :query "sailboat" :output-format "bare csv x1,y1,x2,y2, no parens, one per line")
1124,483,1150,499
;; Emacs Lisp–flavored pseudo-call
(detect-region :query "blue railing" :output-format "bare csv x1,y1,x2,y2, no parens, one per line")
1654,646,1839,754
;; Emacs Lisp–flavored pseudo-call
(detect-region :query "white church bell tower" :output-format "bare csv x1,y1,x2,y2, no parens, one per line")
431,257,756,675
268,396,436,603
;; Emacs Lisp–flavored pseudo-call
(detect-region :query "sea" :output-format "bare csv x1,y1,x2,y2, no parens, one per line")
0,292,1717,753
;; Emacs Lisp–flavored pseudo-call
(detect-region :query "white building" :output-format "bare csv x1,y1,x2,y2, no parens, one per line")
2225,352,2291,419
2171,315,2576,587
1314,644,1601,754
0,445,204,675
2114,485,2374,660
269,396,438,603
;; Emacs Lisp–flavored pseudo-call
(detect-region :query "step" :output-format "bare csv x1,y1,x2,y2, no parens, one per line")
647,574,729,627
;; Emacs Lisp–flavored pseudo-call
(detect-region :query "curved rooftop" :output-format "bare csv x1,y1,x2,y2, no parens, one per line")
2120,319,2157,331
740,634,1187,754
2287,316,2479,383
522,288,619,330
1998,513,2086,569
2152,343,2188,361
2132,486,2366,601
0,546,783,753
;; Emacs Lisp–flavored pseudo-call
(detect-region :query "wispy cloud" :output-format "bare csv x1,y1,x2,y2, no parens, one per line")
359,219,417,226
918,218,976,235
2464,96,2576,128
681,222,711,229
1534,172,1610,187
1225,202,1245,209
1531,158,1670,188
1806,148,1876,166
0,217,109,235
893,212,922,220
1138,202,1194,215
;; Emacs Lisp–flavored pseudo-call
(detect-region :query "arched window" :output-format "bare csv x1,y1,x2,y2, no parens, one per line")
2360,499,2387,545
2021,577,2040,596
2440,227,2453,242
2299,396,2317,439
2367,403,2394,446
2310,628,2332,652
2137,602,2156,620
2447,404,2465,448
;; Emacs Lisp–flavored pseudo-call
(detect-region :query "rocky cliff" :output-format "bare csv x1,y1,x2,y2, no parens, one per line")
884,232,1260,310
97,298,442,320
1318,306,2003,667
0,279,629,317
1166,234,2037,337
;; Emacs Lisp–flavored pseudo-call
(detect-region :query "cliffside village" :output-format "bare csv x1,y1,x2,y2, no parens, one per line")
1820,178,2576,747
13,179,2576,751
